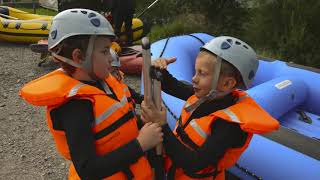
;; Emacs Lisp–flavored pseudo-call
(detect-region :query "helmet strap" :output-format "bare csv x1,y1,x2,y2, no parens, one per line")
82,35,98,80
211,56,222,90
185,56,226,113
51,50,82,69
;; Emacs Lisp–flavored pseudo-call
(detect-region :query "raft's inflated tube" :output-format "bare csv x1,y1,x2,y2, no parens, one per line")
229,134,320,180
0,6,52,20
247,76,307,119
0,6,144,43
254,60,320,116
0,17,50,43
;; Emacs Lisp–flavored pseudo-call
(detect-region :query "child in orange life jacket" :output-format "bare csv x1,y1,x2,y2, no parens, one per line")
110,49,145,126
109,48,125,82
141,36,280,180
19,9,163,180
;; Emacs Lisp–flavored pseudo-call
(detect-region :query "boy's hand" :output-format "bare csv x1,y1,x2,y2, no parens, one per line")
141,97,167,125
152,57,176,70
137,122,163,152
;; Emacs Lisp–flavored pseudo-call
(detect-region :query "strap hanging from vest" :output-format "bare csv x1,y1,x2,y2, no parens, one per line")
176,118,221,179
168,163,220,180
122,168,134,180
167,164,177,180
176,126,200,151
184,167,220,179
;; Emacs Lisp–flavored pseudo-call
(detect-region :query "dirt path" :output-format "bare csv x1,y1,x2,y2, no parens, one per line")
0,41,141,179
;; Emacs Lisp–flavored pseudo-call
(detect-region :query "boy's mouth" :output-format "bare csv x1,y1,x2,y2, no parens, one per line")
193,86,200,92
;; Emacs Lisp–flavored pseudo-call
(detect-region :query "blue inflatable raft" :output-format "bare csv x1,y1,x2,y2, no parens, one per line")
146,33,320,180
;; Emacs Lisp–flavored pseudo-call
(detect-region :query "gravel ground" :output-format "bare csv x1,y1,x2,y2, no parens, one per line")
0,41,141,180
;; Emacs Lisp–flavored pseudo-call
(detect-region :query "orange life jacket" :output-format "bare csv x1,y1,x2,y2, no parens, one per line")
120,82,137,111
20,69,152,180
165,90,279,180
112,71,137,111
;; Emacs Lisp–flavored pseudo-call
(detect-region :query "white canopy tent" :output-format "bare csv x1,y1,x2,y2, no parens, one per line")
39,0,58,11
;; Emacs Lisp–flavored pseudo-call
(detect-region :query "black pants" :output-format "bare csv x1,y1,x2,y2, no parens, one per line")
58,0,101,12
113,9,134,45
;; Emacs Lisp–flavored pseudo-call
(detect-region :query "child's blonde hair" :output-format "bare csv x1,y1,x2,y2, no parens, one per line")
199,50,244,88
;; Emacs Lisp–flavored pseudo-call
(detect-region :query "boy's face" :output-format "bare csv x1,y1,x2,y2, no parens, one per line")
192,52,215,98
192,51,235,98
91,37,113,79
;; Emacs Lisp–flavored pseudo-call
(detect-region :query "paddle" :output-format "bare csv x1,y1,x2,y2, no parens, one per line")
142,36,165,180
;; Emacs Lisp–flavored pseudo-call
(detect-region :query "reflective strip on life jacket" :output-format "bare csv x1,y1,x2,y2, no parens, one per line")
68,83,85,97
222,108,240,123
189,119,207,139
95,96,128,125
236,94,249,103
100,80,113,95
123,87,129,93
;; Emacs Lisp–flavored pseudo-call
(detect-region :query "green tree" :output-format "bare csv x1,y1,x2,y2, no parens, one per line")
246,0,320,67
136,0,249,41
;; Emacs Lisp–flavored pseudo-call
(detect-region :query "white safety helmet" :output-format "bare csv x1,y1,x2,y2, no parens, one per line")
48,8,115,50
110,49,121,67
185,36,258,112
201,36,258,89
48,8,115,79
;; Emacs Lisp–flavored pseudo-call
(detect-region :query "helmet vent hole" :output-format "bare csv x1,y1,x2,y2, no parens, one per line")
90,18,101,27
81,10,87,14
221,42,231,50
51,30,57,40
227,39,233,44
243,45,249,49
248,70,255,80
235,41,241,45
71,10,78,13
88,13,97,18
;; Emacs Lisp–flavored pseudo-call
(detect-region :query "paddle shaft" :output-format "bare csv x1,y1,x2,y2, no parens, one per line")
142,37,164,180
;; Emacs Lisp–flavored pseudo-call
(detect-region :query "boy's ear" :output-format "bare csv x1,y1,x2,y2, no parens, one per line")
223,77,237,90
72,49,84,63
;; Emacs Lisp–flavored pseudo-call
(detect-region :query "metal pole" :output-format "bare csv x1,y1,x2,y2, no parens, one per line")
142,37,152,106
142,37,164,180
136,0,160,18
33,0,36,14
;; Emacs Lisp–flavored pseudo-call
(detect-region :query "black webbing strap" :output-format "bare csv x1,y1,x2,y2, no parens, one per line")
122,168,134,180
94,111,134,139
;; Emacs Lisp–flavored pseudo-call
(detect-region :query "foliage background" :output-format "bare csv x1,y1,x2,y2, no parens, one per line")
1,0,319,67
136,0,320,68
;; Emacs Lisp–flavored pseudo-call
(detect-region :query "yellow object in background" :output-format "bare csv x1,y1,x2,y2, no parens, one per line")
111,42,122,54
119,18,144,42
0,6,144,44
0,17,51,43
3,6,53,21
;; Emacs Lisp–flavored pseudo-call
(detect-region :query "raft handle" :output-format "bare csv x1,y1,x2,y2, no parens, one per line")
296,110,312,124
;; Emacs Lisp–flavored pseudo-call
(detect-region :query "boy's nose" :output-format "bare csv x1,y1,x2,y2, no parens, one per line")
192,75,198,84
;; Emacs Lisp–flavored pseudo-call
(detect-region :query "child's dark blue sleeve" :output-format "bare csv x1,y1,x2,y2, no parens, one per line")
159,69,194,101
